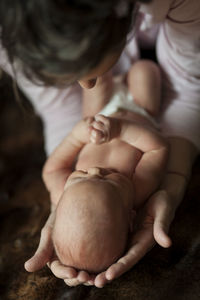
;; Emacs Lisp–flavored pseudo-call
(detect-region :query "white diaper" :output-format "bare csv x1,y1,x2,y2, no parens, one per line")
99,79,158,128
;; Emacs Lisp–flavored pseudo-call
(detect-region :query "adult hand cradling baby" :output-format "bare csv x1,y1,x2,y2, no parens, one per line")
25,113,187,288
25,189,175,287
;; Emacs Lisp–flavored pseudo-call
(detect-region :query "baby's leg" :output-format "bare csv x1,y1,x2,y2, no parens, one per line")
127,60,161,116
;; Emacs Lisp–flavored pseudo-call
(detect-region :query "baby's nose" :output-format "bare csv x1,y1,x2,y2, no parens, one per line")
78,78,97,89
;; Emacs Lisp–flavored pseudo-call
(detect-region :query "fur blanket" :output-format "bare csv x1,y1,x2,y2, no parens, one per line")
0,74,200,300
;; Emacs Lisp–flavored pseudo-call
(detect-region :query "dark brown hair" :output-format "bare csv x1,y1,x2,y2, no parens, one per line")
0,0,151,86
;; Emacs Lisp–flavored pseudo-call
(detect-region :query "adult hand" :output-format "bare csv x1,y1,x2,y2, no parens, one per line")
23,189,177,288
61,189,175,288
24,211,78,279
24,212,55,272
91,189,175,288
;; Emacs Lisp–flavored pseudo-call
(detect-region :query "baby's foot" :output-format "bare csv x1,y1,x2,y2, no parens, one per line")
89,115,111,144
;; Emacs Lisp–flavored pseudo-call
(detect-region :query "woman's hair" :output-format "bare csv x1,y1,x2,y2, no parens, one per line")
0,0,151,86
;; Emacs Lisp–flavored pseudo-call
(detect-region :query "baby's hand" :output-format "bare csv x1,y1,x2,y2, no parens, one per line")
89,115,111,144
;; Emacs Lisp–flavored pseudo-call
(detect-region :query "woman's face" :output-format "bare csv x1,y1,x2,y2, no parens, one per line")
77,48,123,89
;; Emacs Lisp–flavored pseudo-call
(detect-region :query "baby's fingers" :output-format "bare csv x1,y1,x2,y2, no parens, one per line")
90,127,106,144
89,115,111,144
92,119,106,132
95,114,110,126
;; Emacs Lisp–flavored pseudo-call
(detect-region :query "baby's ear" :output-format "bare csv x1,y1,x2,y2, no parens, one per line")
129,209,136,233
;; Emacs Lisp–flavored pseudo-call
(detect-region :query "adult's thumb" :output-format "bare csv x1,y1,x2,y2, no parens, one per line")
24,226,53,272
24,252,49,272
153,191,174,248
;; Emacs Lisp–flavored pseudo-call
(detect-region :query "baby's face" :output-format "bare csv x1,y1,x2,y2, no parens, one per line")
65,167,134,211
53,167,135,273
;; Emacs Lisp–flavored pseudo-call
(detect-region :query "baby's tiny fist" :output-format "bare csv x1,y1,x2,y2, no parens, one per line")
90,128,105,144
85,116,95,125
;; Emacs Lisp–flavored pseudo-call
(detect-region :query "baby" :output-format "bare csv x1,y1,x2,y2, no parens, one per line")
43,61,169,274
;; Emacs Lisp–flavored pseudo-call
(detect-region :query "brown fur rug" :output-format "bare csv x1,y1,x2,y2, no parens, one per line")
0,74,200,300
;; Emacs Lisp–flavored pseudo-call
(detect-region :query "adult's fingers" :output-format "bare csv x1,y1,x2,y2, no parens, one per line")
77,271,91,283
48,260,78,279
24,226,53,272
94,271,108,288
105,228,155,281
64,271,93,287
64,278,81,287
84,274,96,286
152,192,174,248
153,210,173,248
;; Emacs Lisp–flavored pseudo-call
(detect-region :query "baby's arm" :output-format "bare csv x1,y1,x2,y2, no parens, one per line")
42,117,93,206
121,121,168,205
90,114,169,205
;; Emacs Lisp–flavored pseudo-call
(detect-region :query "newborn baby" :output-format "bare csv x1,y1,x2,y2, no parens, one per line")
43,61,168,273
48,112,168,273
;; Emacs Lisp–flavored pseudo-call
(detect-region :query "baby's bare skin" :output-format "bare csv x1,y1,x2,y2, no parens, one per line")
75,113,168,207
50,113,168,273
43,112,168,209
77,111,154,179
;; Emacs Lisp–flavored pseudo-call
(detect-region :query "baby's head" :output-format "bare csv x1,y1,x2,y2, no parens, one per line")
52,167,134,273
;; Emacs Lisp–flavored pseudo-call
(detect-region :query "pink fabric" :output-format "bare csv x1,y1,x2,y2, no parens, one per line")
140,0,200,150
0,38,138,155
0,44,82,154
0,0,200,153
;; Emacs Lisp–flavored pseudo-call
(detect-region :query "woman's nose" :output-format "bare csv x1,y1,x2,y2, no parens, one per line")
78,78,97,89
88,167,103,176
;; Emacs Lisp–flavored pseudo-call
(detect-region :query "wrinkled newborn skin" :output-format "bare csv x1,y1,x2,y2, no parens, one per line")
52,170,134,273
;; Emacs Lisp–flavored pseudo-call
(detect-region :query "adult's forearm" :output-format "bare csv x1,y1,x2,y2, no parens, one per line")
167,137,198,180
161,137,198,209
